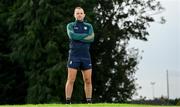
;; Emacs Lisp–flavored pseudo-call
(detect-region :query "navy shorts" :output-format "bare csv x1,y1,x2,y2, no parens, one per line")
67,57,92,70
67,48,92,70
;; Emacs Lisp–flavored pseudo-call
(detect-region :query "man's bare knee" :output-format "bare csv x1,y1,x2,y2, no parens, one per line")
84,78,92,85
67,79,76,85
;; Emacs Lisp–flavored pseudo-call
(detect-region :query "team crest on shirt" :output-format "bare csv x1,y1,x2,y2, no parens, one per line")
84,26,87,30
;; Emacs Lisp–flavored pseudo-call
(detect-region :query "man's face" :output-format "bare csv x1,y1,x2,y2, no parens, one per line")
74,8,85,21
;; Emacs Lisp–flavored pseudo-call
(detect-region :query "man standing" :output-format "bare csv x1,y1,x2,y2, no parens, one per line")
65,7,94,104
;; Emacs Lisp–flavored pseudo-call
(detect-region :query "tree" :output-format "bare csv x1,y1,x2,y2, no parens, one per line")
91,0,164,102
1,0,164,104
5,0,97,103
0,0,27,104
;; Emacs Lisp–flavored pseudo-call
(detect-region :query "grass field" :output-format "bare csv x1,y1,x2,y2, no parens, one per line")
0,104,179,107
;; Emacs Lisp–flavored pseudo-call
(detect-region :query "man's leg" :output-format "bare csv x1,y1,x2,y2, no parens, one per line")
82,69,92,103
65,68,77,104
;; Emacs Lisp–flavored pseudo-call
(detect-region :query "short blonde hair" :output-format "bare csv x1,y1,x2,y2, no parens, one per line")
74,7,84,13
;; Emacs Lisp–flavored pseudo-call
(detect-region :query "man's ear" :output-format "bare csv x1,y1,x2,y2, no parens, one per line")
74,14,77,20
83,14,86,19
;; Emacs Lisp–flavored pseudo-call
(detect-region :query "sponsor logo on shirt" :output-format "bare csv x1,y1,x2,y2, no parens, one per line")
74,26,78,29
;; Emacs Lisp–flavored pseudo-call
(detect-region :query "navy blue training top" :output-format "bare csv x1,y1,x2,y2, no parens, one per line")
67,20,94,58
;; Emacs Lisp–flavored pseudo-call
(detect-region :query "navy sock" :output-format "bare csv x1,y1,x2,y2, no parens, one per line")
66,98,71,104
86,98,92,103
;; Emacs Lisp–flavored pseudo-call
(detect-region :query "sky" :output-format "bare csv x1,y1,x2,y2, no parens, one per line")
129,0,180,99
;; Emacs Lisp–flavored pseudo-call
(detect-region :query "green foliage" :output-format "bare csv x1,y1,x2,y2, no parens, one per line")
0,0,27,104
0,0,164,104
6,0,70,103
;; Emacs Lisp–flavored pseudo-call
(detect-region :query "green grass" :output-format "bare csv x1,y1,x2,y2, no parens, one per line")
0,104,179,107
